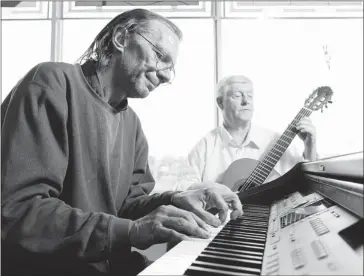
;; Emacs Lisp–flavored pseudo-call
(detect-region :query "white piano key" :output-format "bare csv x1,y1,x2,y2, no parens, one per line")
203,248,263,260
213,238,265,248
185,265,257,276
138,240,212,275
189,260,261,274
138,214,230,275
199,253,263,265
138,207,270,276
207,246,264,256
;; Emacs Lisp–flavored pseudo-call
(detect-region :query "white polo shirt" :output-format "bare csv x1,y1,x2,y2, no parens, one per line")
183,124,306,189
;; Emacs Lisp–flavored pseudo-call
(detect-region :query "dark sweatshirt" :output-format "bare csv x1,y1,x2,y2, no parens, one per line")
1,62,177,276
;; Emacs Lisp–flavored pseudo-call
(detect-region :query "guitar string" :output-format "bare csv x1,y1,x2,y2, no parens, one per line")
242,108,311,190
242,108,311,191
239,108,312,191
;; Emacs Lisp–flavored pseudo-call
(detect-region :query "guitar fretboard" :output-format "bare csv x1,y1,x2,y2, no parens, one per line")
241,107,312,191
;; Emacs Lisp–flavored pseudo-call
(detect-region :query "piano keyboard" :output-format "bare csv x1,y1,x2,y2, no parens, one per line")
139,153,364,276
138,204,270,276
184,204,270,276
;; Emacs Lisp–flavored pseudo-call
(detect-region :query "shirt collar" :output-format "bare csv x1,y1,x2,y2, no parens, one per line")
219,123,261,149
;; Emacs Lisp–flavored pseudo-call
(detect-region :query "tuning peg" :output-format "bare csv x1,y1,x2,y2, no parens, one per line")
325,104,328,108
328,100,333,103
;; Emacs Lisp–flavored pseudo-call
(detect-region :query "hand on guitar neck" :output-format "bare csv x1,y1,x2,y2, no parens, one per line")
296,116,318,161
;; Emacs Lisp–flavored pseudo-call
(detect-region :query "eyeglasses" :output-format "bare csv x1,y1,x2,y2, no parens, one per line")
134,31,175,84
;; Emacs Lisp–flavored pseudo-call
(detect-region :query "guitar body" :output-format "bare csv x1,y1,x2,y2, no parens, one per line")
222,158,279,191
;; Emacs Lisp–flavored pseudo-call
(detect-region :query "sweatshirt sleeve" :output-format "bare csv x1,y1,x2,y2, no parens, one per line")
1,71,131,262
118,117,180,220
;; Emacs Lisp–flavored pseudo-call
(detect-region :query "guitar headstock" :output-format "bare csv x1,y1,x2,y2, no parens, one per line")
304,86,334,112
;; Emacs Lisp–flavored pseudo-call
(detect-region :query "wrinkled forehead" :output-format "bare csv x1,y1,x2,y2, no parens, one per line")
144,20,180,62
225,81,254,95
146,20,180,47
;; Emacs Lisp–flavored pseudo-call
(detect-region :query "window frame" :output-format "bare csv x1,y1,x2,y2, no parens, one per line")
1,1,363,158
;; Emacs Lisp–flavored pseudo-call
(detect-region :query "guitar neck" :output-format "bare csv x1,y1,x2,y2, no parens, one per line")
243,107,312,189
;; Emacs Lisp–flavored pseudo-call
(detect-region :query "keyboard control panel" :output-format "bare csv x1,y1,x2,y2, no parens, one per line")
262,191,363,275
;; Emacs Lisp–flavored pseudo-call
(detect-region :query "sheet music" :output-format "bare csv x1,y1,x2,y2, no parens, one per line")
138,213,231,275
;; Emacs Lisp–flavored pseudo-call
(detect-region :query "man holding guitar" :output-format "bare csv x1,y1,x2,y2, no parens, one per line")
184,75,320,191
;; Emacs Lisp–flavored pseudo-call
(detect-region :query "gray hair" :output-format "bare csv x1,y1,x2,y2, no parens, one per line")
78,8,183,69
216,75,253,98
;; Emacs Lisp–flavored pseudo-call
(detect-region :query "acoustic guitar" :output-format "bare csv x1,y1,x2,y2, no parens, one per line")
222,86,334,192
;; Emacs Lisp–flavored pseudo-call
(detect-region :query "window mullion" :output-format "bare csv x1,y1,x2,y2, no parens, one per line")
50,1,64,62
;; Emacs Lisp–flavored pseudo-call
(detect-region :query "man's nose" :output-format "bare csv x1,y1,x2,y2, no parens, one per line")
241,95,248,105
157,69,172,84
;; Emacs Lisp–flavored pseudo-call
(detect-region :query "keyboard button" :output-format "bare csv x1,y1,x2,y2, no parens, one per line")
327,262,338,271
290,233,296,242
311,240,328,259
309,218,330,236
291,248,306,269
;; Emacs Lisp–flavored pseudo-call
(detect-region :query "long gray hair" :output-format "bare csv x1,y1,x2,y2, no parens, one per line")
78,8,182,69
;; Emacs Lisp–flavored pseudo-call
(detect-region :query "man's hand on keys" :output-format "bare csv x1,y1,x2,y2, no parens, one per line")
128,183,243,250
172,183,243,226
128,205,211,250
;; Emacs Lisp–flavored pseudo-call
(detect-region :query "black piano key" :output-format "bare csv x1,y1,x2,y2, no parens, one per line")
184,204,270,276
213,238,265,249
232,220,268,225
203,249,263,261
219,230,267,239
185,265,257,276
185,266,242,276
236,216,269,220
207,246,264,257
238,213,269,218
225,222,268,227
234,215,269,220
228,219,269,225
222,226,267,234
185,261,261,276
214,233,266,243
234,216,266,219
230,223,268,228
195,254,262,270
218,231,266,239
240,215,269,219
217,233,266,244
223,226,268,232
220,227,267,235
208,241,264,253
243,204,270,210
245,210,270,213
240,212,267,216
229,221,268,226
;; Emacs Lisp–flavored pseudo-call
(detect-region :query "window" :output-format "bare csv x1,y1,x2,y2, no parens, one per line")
2,2,363,193
1,1,50,19
221,18,363,158
129,19,215,159
62,19,110,63
1,20,52,100
63,1,211,18
224,1,363,18
129,19,215,192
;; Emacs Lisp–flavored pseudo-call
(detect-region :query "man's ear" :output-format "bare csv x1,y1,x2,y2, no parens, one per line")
112,26,127,53
216,97,224,110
